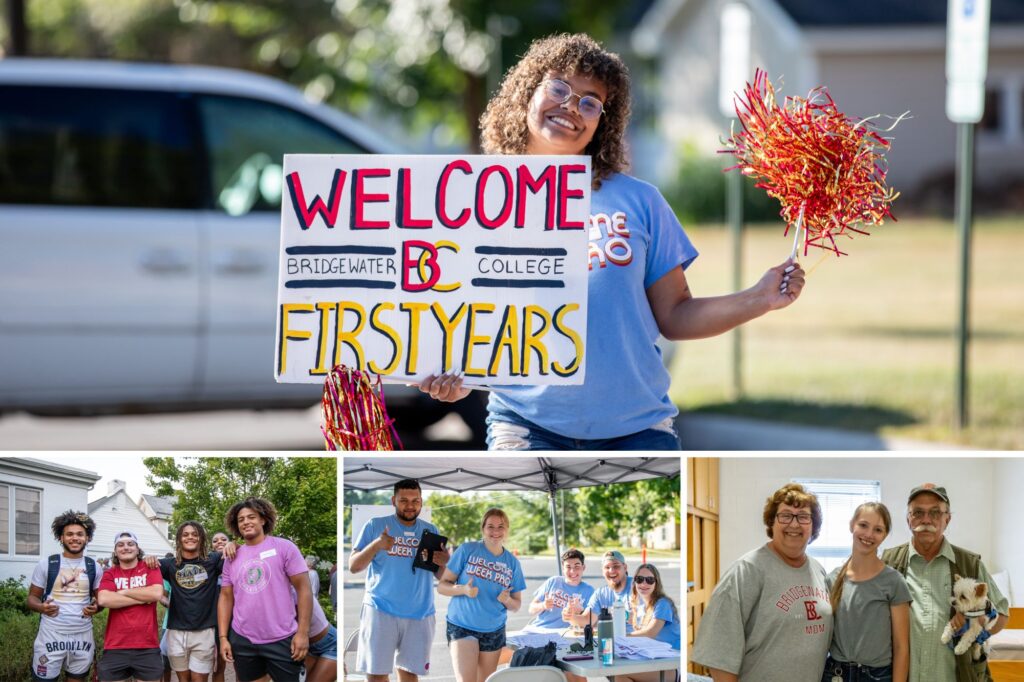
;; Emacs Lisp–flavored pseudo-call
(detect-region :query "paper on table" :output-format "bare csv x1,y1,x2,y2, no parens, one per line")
613,636,680,660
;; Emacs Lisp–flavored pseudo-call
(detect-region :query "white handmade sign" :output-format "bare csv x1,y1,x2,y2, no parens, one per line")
275,154,591,385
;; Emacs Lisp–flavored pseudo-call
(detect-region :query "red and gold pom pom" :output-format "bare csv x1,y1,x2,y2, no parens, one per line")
723,69,901,256
321,365,402,451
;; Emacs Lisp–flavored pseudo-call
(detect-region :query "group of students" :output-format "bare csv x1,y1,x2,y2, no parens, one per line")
26,498,337,682
691,483,1010,682
349,479,681,682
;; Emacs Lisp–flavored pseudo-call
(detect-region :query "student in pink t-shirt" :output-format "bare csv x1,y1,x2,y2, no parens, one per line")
216,497,312,682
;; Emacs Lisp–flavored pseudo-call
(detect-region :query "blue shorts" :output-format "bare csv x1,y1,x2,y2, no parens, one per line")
486,407,680,451
445,621,506,653
309,624,337,661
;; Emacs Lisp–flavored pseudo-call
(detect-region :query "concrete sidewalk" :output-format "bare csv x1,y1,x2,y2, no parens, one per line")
676,413,965,450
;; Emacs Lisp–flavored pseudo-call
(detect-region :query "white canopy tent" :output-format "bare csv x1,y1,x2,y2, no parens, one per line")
343,456,681,573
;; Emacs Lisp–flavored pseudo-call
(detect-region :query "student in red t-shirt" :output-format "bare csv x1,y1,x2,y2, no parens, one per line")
97,531,165,682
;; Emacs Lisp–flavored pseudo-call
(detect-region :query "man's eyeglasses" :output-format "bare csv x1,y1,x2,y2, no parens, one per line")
634,576,657,585
776,512,813,525
909,509,947,521
542,79,605,120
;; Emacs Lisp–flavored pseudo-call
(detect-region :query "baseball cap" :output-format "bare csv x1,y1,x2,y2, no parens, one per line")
602,550,626,566
908,483,950,506
113,531,140,546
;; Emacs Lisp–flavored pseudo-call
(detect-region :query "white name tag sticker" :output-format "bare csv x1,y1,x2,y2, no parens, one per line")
260,549,278,559
194,570,209,582
404,532,416,537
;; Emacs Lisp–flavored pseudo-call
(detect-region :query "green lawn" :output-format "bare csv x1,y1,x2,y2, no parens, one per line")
669,216,1024,449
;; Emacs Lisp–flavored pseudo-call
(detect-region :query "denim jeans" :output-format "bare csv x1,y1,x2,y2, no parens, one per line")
485,408,681,451
821,657,893,682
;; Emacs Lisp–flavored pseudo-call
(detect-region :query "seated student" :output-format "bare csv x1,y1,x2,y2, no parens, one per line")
526,549,595,631
564,550,633,631
621,563,681,682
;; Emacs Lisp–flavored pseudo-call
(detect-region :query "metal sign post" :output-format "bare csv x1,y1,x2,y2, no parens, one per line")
719,3,751,399
946,0,990,430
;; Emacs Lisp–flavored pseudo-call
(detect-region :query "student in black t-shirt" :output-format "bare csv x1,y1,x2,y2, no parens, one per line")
146,521,223,682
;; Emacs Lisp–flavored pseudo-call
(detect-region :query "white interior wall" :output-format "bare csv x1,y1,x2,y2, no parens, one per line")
718,458,1004,576
992,459,1024,605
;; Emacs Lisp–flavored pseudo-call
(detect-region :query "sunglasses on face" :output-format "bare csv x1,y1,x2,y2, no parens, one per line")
542,79,605,120
634,575,656,585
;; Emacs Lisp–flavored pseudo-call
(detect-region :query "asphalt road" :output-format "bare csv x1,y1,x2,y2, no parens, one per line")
342,554,682,682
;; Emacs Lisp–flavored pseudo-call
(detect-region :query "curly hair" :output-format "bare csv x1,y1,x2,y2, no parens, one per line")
51,510,95,542
174,520,209,565
225,497,278,537
479,33,631,189
763,483,823,542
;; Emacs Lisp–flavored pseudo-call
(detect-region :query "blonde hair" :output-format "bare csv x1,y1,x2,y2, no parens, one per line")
479,33,631,189
830,502,893,610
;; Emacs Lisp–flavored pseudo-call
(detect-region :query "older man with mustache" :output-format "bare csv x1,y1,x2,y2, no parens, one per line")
882,483,1009,682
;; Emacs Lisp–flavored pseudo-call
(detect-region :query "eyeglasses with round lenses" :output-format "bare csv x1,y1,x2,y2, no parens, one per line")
776,512,813,525
634,575,657,585
909,508,947,521
543,79,605,120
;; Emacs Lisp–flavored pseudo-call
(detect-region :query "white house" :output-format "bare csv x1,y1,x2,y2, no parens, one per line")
0,457,101,582
139,493,176,540
632,0,1024,202
87,479,174,559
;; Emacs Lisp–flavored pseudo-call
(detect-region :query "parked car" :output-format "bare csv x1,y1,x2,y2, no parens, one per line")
0,58,486,443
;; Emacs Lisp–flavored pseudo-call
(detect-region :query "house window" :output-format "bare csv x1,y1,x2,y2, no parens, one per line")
979,89,1002,133
0,484,41,555
792,478,882,573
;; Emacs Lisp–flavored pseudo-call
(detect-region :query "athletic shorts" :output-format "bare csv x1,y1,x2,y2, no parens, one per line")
228,629,303,682
445,621,506,652
32,628,95,680
97,647,163,681
309,624,338,661
357,603,435,676
167,627,216,673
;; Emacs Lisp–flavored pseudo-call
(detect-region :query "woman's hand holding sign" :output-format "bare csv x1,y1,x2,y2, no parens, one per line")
417,371,470,403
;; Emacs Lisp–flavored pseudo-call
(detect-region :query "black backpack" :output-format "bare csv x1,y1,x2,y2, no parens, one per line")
42,554,97,601
509,642,557,667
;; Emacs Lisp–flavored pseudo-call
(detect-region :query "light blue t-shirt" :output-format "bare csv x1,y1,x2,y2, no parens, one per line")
637,596,681,649
445,541,527,633
528,576,596,629
490,173,698,439
354,514,439,619
587,576,635,633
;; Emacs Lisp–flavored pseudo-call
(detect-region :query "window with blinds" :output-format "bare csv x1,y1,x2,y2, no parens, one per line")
0,484,41,556
793,479,882,573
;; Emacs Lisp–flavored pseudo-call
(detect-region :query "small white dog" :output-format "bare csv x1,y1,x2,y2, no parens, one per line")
940,574,997,660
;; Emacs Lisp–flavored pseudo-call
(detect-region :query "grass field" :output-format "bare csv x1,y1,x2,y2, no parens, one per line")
668,216,1024,449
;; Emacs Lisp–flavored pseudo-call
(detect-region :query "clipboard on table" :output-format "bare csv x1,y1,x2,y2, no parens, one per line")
412,529,448,573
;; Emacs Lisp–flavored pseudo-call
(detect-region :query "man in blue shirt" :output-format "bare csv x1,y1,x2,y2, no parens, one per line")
349,479,449,682
526,549,595,630
565,550,633,631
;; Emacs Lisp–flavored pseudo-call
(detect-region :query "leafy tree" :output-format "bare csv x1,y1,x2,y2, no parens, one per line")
144,457,336,561
573,476,679,545
425,492,487,546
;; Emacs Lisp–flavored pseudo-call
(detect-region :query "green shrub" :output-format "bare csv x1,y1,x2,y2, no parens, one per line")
663,145,782,225
0,577,29,614
0,610,37,681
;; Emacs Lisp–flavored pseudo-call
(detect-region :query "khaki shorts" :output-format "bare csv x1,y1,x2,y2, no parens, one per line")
166,627,216,674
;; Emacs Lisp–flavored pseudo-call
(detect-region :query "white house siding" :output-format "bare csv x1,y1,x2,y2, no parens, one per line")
89,490,174,559
0,459,97,583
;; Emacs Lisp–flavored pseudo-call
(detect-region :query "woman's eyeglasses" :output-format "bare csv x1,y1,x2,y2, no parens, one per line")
542,79,605,120
776,512,813,525
634,575,657,585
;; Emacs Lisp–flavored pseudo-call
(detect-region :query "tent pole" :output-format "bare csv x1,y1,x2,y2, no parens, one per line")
548,488,562,576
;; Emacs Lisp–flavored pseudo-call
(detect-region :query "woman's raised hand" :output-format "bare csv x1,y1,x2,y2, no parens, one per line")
754,258,806,311
417,371,471,403
462,577,478,598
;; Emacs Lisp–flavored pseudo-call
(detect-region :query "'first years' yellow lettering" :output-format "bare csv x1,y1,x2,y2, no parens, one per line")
430,302,467,373
276,301,583,379
551,303,583,377
488,305,521,376
277,303,315,376
521,305,552,376
368,302,402,375
462,302,496,378
401,302,431,375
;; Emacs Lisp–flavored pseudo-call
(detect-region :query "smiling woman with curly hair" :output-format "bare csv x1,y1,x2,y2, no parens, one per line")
419,33,808,450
